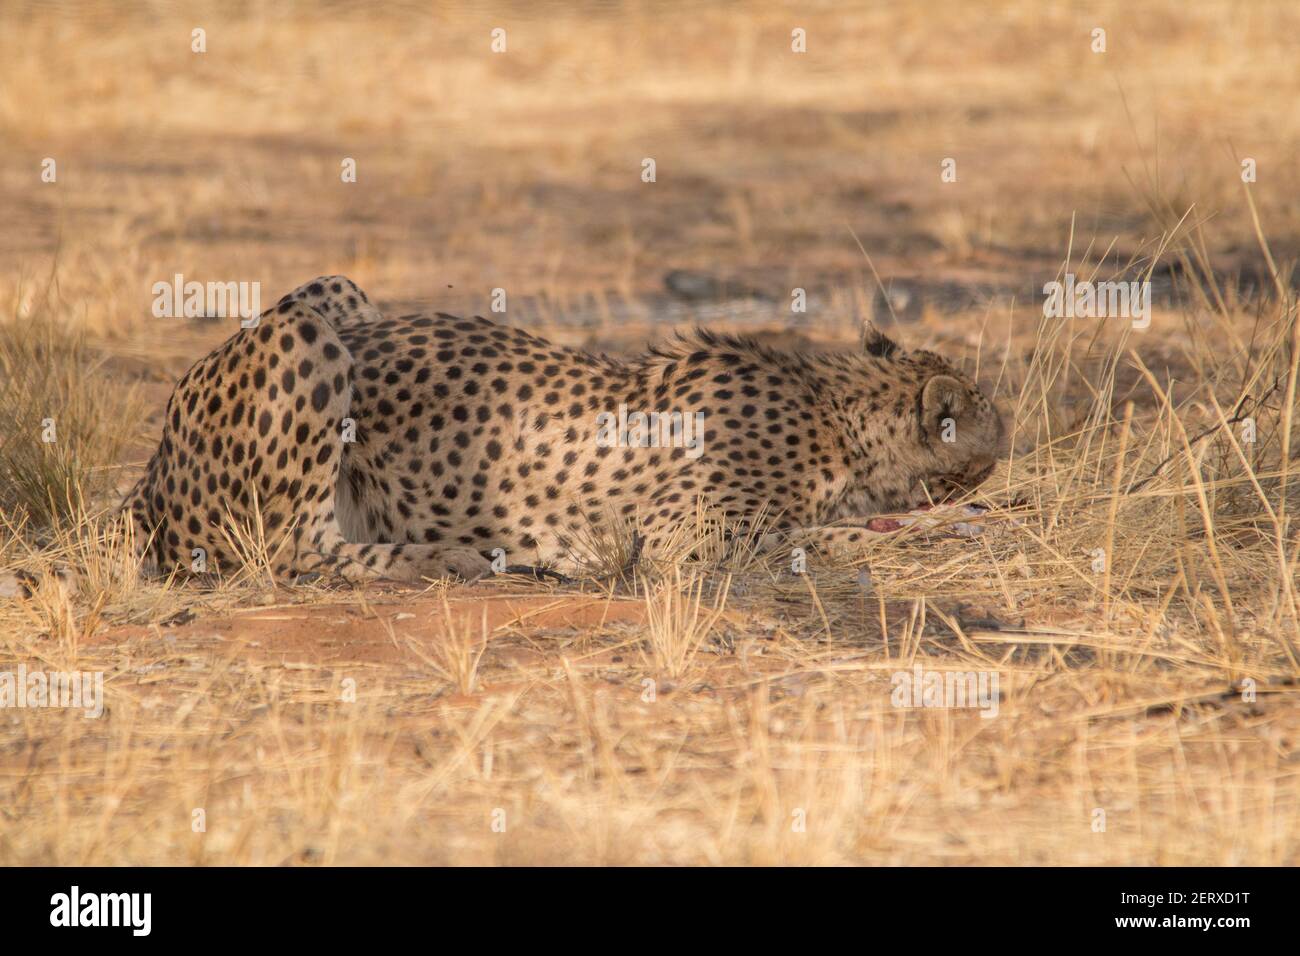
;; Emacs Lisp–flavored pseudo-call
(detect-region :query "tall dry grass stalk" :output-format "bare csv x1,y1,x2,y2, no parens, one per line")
641,567,731,678
399,598,491,696
215,488,298,591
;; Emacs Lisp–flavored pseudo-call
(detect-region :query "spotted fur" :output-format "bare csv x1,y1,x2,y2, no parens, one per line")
105,275,1004,584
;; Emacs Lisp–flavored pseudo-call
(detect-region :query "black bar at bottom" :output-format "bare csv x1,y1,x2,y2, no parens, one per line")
0,866,1279,943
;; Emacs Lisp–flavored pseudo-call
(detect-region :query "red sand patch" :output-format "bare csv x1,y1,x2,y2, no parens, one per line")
91,590,646,666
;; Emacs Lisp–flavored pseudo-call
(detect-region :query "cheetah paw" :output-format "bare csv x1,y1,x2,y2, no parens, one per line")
426,548,492,583
0,567,79,600
0,571,30,599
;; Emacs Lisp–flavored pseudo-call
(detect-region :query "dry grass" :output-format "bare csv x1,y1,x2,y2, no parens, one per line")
0,281,145,532
641,567,731,679
1,0,1299,865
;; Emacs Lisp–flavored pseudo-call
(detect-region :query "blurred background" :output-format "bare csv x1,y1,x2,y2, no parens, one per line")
3,0,1298,358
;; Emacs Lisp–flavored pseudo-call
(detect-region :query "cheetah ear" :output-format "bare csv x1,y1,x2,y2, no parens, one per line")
860,321,899,360
920,374,968,435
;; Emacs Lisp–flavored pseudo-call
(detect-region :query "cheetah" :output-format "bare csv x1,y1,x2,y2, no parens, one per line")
27,276,1007,588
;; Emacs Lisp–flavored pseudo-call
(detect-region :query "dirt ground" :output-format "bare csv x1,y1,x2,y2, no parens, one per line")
1,0,1299,865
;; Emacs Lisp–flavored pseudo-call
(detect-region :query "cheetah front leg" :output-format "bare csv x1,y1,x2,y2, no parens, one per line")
754,507,990,562
752,524,893,561
291,527,490,585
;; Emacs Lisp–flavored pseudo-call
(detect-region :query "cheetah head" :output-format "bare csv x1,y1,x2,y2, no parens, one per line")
846,325,1006,513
